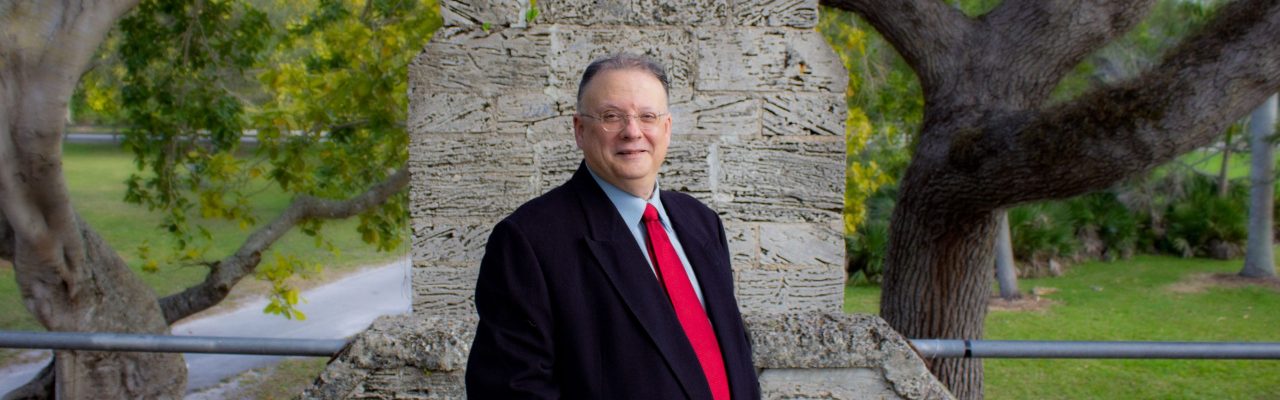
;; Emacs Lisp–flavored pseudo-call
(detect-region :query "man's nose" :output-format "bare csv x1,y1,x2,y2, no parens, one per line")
619,119,644,139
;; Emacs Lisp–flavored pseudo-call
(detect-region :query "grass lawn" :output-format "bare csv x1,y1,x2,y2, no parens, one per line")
0,143,404,333
845,254,1280,399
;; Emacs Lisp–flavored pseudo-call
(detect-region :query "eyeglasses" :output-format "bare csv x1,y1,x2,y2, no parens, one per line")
578,111,669,133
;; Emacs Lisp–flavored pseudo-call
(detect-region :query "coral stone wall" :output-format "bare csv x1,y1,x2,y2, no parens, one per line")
306,2,958,399
409,0,848,317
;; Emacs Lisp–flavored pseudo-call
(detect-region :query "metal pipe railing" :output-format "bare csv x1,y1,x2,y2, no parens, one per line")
4,331,1280,360
911,339,1280,359
0,331,345,356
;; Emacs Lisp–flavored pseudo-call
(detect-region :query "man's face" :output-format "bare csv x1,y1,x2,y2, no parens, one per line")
573,68,671,198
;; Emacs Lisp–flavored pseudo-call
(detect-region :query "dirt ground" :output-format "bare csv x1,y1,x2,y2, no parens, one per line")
1165,273,1280,294
988,288,1061,312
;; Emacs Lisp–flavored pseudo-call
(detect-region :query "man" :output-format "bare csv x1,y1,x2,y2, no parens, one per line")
465,53,760,399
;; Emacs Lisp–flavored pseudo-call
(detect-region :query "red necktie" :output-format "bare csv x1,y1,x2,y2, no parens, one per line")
642,204,730,400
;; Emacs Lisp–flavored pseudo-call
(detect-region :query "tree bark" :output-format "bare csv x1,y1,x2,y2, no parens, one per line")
1242,94,1278,278
822,0,1280,398
1219,129,1234,197
994,210,1020,300
1,1,186,398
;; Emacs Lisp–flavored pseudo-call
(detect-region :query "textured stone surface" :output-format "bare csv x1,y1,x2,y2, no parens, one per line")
724,222,757,266
733,0,820,28
759,368,898,399
759,222,842,268
696,28,847,92
658,138,715,200
535,139,582,191
412,223,492,263
409,135,536,219
670,94,761,136
745,313,954,400
634,0,731,25
539,0,631,26
495,91,572,135
736,264,845,313
408,92,494,134
307,313,952,399
440,0,528,28
409,27,551,96
718,140,844,223
303,314,477,399
763,92,847,136
547,27,697,91
412,263,479,315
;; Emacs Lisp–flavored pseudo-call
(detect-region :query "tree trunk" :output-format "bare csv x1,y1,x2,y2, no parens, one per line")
994,210,1021,300
1,1,185,398
882,187,999,399
1242,94,1278,278
39,217,186,398
822,1,1280,398
1219,129,1235,197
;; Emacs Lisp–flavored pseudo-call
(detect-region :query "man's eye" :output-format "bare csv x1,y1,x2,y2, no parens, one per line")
638,114,659,123
600,113,623,122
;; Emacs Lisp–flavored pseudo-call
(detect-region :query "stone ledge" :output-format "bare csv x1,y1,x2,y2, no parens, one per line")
745,312,954,399
306,313,953,399
304,314,477,399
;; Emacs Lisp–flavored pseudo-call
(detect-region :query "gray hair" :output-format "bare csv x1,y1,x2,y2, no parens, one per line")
575,53,671,110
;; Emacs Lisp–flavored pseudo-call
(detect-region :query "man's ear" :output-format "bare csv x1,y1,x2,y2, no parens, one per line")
572,114,585,149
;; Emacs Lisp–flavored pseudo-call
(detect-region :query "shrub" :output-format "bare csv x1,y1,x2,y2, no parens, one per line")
847,218,889,285
1161,174,1248,258
846,184,897,285
1009,202,1078,262
1065,192,1140,260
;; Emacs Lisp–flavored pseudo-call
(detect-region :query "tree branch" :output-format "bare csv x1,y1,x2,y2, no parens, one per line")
948,0,1280,208
158,167,410,324
820,0,973,92
980,0,1155,104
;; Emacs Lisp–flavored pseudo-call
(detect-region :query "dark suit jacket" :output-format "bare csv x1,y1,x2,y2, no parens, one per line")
466,163,760,399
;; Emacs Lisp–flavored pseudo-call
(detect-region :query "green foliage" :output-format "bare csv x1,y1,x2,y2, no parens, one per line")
819,7,893,240
1065,192,1141,260
82,0,442,318
258,253,319,320
845,185,896,284
117,0,273,263
1009,202,1079,261
1161,174,1248,258
525,0,539,24
845,215,889,285
819,6,921,172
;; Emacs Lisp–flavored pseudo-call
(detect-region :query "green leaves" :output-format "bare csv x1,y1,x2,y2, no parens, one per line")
87,0,441,318
258,253,319,320
526,0,539,24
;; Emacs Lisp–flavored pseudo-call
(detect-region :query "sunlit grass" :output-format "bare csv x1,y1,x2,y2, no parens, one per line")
845,254,1280,399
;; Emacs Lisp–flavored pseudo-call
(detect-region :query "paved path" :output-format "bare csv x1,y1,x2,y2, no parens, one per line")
65,132,262,144
0,258,412,396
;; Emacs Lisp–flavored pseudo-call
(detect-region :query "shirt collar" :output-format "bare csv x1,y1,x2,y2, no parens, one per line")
585,166,668,229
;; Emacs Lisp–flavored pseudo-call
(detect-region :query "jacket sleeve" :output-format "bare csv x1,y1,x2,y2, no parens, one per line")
465,219,560,399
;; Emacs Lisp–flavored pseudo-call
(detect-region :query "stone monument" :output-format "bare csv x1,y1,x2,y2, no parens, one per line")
306,1,953,398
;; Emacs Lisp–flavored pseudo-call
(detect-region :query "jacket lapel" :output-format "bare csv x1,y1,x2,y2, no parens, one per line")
570,165,708,399
663,193,754,398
